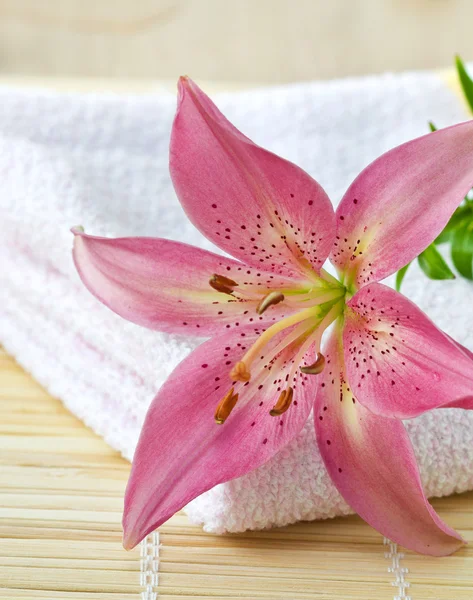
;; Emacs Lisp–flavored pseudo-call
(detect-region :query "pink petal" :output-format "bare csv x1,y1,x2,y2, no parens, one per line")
445,333,473,361
442,336,473,408
123,325,320,549
169,77,336,279
331,121,473,288
315,330,463,556
72,229,298,335
344,283,473,418
446,396,473,409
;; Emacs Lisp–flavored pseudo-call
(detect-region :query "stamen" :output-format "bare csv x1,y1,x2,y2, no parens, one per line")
231,306,321,380
270,387,294,416
285,327,320,389
284,288,345,308
209,273,238,295
320,268,342,286
256,321,317,369
215,388,239,424
300,352,326,374
230,361,251,382
232,329,311,407
256,291,285,315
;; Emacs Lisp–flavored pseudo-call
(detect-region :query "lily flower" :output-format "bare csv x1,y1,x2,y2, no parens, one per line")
72,78,473,555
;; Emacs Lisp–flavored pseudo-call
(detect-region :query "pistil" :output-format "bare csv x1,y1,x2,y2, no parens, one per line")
229,306,321,382
230,361,251,382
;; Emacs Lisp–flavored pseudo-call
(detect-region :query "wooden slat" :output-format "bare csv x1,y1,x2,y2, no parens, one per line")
1,345,472,599
0,0,473,84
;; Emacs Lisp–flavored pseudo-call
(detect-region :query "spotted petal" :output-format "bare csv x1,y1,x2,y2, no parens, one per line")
73,230,299,335
314,330,464,556
344,283,473,418
331,121,473,288
169,77,336,280
123,325,320,549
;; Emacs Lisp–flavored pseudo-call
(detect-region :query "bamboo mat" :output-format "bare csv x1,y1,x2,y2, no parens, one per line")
1,346,473,599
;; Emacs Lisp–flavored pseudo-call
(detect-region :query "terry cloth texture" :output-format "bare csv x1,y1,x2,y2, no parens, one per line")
1,70,473,533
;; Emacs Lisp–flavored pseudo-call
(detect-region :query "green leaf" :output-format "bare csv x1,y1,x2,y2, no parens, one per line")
456,55,473,114
435,205,472,244
451,221,473,279
395,262,411,292
417,244,456,280
435,229,453,245
428,121,437,132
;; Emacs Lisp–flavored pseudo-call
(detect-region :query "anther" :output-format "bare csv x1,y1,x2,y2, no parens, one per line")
230,361,251,382
300,352,326,375
209,273,238,295
256,291,285,315
270,387,294,416
214,388,239,424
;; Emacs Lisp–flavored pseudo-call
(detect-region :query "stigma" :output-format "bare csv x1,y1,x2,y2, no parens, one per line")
215,388,239,424
230,361,251,382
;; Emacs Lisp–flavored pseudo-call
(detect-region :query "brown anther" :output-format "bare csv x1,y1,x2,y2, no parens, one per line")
209,273,238,295
270,387,294,416
300,352,326,375
215,388,239,424
230,361,251,382
256,291,285,315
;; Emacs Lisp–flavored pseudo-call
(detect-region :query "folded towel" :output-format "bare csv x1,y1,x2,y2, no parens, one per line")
1,70,473,534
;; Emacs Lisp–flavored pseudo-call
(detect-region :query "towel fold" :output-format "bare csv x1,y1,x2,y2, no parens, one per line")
1,70,473,534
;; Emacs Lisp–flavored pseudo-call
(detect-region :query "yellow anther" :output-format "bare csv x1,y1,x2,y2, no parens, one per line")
256,291,285,315
270,387,294,416
209,273,238,295
214,388,239,424
300,352,326,375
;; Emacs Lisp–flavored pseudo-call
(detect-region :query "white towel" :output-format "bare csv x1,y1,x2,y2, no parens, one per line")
1,70,473,534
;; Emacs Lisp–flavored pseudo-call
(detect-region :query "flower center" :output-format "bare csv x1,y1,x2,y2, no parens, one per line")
209,270,346,423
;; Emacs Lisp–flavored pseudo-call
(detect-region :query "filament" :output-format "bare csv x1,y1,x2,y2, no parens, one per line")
232,306,321,379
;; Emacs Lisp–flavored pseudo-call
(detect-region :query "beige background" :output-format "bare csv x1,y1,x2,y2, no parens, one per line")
0,0,472,83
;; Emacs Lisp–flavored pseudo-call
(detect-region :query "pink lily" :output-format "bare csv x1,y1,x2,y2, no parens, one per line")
72,78,473,555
